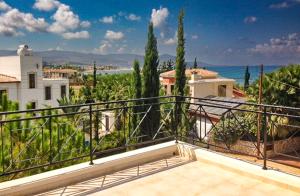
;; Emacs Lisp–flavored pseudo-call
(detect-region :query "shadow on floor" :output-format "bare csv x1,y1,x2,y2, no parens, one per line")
38,156,192,196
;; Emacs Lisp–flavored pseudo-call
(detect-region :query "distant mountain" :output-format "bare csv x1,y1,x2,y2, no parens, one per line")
0,50,213,67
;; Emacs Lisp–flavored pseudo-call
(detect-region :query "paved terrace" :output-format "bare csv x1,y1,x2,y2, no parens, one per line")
1,141,300,196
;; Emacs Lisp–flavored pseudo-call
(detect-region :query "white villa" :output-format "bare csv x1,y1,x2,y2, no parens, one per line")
160,68,236,99
0,45,69,110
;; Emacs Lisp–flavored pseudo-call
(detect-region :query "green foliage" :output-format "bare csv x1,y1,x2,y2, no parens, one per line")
175,10,186,97
132,60,142,131
244,65,250,90
193,57,198,69
211,112,255,147
247,64,300,107
141,22,160,139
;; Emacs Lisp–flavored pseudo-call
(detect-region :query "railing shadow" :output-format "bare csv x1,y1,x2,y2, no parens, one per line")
38,156,192,196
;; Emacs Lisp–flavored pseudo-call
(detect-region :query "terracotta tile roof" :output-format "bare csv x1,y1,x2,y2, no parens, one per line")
0,74,19,83
160,68,218,79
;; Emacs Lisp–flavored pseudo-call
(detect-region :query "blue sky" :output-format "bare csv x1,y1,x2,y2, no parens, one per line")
0,0,300,65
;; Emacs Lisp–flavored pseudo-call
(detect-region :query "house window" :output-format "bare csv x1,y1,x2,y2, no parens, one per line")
45,86,51,100
29,73,36,89
218,85,227,97
61,85,66,98
171,85,174,93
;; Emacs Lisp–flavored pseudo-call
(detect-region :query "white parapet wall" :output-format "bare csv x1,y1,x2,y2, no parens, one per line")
1,141,300,195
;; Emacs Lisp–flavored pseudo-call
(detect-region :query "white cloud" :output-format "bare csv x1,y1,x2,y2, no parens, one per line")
163,31,177,45
250,33,300,56
62,31,89,39
117,46,126,53
151,7,169,28
0,1,11,11
99,16,114,24
104,30,124,41
94,42,111,54
191,35,198,40
0,0,89,39
33,0,60,11
48,4,80,33
80,21,91,28
0,8,48,36
244,16,257,24
126,13,141,21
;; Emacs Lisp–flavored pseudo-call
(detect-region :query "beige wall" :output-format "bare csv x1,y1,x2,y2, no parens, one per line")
0,56,21,79
189,79,234,102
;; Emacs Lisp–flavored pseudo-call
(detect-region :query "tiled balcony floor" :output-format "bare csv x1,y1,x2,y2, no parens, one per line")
38,156,299,196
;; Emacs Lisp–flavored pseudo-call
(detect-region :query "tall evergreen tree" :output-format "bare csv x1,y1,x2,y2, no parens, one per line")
193,57,198,69
175,10,186,97
132,60,142,131
93,61,97,89
174,10,186,131
141,22,160,139
244,65,250,90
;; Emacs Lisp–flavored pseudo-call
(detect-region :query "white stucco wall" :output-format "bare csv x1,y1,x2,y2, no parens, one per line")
0,55,70,110
43,79,69,108
0,83,19,101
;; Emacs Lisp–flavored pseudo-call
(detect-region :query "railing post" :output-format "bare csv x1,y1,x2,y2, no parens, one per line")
263,106,267,170
49,116,53,164
174,97,178,143
1,122,4,174
89,104,94,165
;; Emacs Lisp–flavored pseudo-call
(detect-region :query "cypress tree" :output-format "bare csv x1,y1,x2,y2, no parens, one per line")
132,60,142,131
244,65,250,90
174,10,186,130
93,61,97,89
141,22,160,139
175,10,186,97
193,57,198,69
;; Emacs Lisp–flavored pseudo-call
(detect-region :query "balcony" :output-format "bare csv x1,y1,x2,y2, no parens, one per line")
0,96,299,195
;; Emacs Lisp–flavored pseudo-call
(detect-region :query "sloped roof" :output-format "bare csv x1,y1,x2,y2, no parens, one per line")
190,95,245,117
0,74,20,83
160,68,218,79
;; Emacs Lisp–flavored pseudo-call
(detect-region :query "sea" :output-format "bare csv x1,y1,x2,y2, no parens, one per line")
95,65,282,85
206,65,282,84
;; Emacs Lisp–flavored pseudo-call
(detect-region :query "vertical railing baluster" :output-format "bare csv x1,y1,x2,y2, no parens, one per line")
263,106,267,170
199,106,202,140
57,125,60,161
9,127,13,169
89,104,94,165
175,98,178,143
1,122,4,174
49,116,53,164
123,103,126,147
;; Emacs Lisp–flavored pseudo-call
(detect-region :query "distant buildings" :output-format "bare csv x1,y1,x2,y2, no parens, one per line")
160,68,236,99
0,45,69,110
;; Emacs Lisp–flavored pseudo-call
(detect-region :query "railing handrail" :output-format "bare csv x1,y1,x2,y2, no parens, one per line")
0,95,299,117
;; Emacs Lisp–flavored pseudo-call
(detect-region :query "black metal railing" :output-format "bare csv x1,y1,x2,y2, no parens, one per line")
0,95,299,180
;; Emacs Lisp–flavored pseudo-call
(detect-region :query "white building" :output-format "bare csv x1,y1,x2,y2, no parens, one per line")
160,68,245,140
160,68,236,99
0,45,69,110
